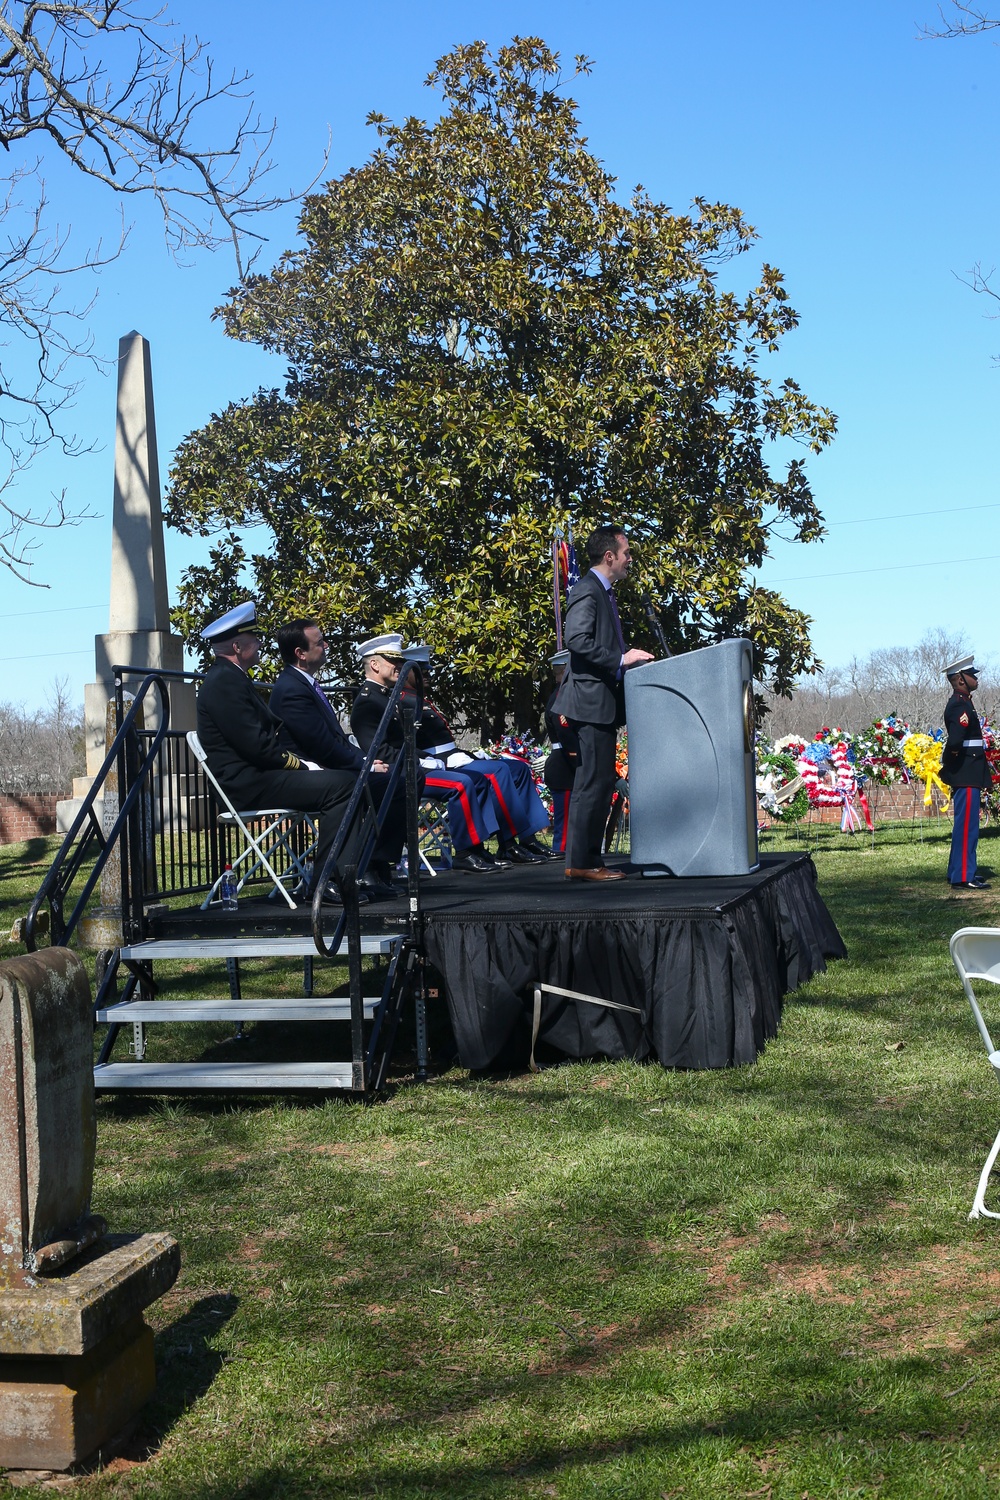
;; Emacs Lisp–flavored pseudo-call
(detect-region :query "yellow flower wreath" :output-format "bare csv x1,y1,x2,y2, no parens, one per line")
902,734,951,809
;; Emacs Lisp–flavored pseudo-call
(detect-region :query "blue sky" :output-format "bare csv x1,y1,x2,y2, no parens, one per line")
3,0,1000,709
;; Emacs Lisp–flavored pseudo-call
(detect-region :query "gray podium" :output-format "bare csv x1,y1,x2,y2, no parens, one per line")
624,638,758,877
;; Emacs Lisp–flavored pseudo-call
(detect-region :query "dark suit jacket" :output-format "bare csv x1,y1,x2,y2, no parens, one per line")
552,569,626,726
269,667,365,773
197,659,301,795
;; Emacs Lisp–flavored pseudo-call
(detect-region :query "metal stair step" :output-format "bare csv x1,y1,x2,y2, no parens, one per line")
118,935,400,960
95,998,379,1022
94,1061,358,1091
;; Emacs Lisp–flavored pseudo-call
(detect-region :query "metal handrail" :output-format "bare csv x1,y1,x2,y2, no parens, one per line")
310,661,424,960
25,673,171,951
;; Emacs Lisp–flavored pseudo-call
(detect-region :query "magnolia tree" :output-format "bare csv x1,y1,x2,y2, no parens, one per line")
166,38,836,737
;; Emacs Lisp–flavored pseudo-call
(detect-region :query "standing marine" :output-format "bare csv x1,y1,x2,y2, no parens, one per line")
940,653,992,890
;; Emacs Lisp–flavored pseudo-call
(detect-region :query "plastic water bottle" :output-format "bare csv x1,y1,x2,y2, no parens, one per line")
219,864,239,912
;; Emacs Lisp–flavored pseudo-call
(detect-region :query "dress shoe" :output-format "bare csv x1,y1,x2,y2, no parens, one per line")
520,838,561,861
358,871,399,901
305,884,347,907
564,866,627,882
452,849,497,873
951,877,991,890
499,842,546,864
307,881,374,906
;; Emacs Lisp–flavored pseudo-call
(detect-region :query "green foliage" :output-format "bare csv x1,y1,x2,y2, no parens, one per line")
5,826,1000,1495
166,37,836,737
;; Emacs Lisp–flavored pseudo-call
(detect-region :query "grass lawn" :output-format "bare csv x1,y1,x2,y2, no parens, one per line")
6,823,1000,1496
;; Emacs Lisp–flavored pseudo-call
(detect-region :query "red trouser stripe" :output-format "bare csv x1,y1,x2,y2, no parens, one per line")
424,775,479,845
963,789,973,882
556,790,570,852
484,772,518,838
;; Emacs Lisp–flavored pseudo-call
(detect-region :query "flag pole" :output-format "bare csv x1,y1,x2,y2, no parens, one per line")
553,532,563,649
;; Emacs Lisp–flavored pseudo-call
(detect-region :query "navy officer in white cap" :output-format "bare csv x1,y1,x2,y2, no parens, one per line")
941,653,992,890
196,602,361,905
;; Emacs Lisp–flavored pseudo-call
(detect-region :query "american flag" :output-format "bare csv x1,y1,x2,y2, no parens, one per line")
557,535,580,592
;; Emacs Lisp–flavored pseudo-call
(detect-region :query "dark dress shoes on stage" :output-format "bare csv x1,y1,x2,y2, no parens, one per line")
951,877,991,890
453,848,498,873
307,884,362,907
358,870,399,901
519,838,560,860
499,842,546,864
564,866,627,882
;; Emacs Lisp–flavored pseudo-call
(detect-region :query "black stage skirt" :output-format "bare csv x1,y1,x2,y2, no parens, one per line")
419,853,845,1071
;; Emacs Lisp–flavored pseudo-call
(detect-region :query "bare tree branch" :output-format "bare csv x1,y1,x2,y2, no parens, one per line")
0,0,320,584
919,2,1000,37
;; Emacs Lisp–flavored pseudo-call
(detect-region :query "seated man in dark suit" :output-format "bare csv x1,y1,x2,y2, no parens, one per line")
553,524,654,881
196,602,371,906
268,619,406,892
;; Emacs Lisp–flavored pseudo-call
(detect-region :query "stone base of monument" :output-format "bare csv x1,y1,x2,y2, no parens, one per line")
0,1232,179,1471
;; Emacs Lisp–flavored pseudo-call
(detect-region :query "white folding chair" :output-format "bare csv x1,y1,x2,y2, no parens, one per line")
950,926,1000,1218
416,798,453,875
186,731,318,911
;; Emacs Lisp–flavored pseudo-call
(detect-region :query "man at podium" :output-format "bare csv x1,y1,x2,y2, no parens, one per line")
553,524,654,881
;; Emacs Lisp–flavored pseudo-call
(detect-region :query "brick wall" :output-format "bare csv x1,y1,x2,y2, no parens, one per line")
759,779,950,829
0,794,59,844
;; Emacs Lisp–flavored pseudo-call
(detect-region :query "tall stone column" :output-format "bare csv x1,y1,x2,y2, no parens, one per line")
58,332,195,834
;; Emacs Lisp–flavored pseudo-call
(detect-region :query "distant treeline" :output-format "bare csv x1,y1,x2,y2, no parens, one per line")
761,628,997,739
0,680,85,795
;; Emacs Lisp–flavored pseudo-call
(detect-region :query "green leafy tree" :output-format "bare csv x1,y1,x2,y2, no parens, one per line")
167,37,836,738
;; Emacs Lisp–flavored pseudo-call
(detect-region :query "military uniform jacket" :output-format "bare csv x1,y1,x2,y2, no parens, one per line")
544,691,579,792
269,666,364,773
414,699,459,760
197,659,301,793
350,680,405,764
941,691,993,790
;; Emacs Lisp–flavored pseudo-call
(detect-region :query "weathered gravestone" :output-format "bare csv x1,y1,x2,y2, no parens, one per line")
0,949,179,1470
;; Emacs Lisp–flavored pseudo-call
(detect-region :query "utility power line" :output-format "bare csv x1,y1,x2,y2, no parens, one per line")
764,553,1000,585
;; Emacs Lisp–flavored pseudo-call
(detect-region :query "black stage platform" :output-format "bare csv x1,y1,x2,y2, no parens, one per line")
151,852,845,1072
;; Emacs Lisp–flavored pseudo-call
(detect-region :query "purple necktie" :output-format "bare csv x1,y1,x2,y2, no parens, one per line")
605,585,620,651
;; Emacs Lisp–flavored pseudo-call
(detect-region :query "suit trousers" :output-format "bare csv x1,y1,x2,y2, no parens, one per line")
217,765,357,892
368,770,408,865
565,721,618,869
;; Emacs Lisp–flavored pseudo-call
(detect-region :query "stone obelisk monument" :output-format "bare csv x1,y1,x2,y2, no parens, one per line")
58,333,194,831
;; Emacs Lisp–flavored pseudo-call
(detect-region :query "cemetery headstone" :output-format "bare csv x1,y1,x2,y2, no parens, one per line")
0,949,180,1470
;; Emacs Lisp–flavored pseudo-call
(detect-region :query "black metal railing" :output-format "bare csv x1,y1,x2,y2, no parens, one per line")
311,663,426,1091
25,672,172,951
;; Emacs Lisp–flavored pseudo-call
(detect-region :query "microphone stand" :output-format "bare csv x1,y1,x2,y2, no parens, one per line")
640,590,671,658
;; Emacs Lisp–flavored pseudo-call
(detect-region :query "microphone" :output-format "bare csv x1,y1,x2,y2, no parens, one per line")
640,590,671,658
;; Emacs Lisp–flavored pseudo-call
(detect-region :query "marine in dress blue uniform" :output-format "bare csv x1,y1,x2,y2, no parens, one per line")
940,654,992,890
413,683,554,864
349,636,501,873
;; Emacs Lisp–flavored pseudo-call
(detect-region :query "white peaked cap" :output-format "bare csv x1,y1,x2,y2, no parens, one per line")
356,632,405,660
943,654,980,678
201,600,258,643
